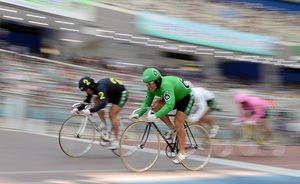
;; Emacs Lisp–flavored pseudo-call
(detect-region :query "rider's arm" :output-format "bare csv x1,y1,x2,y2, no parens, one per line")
89,99,107,113
239,109,248,120
249,100,266,122
137,92,155,117
89,85,108,113
84,94,92,103
77,94,92,110
154,86,175,118
188,88,208,121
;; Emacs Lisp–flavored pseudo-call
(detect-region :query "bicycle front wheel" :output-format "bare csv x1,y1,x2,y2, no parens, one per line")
111,117,133,157
181,124,212,171
119,121,161,172
59,114,96,157
233,125,258,157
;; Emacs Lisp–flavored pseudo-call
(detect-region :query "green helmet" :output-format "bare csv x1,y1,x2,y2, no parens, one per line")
142,68,161,83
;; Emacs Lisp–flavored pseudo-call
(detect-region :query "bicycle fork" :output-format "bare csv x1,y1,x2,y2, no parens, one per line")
137,124,152,149
74,116,89,138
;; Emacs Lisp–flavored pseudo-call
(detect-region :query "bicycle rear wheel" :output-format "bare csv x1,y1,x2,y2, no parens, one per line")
181,124,212,171
119,121,161,172
234,125,258,156
212,125,234,158
261,129,286,157
59,114,96,157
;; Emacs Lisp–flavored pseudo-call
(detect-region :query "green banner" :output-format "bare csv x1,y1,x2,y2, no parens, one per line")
136,12,279,56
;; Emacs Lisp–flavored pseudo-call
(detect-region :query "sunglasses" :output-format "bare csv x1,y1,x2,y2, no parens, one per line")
146,81,155,85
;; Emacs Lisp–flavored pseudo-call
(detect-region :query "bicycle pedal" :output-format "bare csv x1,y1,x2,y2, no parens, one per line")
100,131,110,141
95,127,101,132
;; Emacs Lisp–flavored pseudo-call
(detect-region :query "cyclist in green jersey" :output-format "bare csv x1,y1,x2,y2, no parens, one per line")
130,68,194,164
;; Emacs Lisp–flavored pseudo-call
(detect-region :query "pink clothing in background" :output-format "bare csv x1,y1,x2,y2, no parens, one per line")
239,96,269,122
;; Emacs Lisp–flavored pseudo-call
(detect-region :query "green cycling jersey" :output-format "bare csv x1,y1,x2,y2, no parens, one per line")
138,76,191,118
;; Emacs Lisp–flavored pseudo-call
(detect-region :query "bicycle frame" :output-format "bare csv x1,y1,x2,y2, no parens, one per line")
75,115,93,138
119,109,212,172
240,124,268,144
133,108,202,152
134,114,200,157
134,121,176,152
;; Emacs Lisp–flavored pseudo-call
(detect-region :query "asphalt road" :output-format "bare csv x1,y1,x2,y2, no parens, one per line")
0,120,299,184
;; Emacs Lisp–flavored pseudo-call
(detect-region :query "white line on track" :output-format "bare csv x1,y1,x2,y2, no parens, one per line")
1,127,300,178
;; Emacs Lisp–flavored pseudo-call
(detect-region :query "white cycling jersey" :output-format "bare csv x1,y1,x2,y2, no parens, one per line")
187,87,215,123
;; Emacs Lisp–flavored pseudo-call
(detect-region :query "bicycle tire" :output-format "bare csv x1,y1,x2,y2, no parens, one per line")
111,117,133,157
233,125,258,157
212,125,234,158
181,124,212,171
119,121,161,172
58,114,96,157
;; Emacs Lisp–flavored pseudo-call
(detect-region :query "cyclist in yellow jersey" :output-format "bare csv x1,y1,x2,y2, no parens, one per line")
72,76,128,150
131,68,194,164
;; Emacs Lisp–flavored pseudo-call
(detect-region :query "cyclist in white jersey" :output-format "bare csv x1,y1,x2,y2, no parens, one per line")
186,82,219,138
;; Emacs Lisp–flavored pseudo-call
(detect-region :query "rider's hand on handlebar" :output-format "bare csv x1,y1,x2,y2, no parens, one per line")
244,120,256,125
82,108,91,115
71,107,79,114
129,114,139,120
147,114,157,122
231,118,243,125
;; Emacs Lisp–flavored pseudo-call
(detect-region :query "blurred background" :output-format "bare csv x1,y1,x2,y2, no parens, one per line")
0,0,299,143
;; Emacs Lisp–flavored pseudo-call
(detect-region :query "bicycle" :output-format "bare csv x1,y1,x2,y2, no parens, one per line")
210,116,235,158
119,107,212,172
231,120,286,157
58,103,119,157
197,108,235,158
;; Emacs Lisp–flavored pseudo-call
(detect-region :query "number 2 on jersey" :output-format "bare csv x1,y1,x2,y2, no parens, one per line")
110,78,123,85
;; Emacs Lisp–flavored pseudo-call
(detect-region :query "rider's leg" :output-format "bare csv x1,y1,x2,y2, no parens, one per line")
174,111,187,155
153,99,174,130
199,109,213,127
109,104,122,141
260,118,271,139
94,98,107,126
97,109,107,126
198,109,219,137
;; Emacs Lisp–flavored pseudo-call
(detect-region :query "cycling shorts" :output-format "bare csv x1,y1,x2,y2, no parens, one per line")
207,99,216,111
110,90,128,107
174,92,194,115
